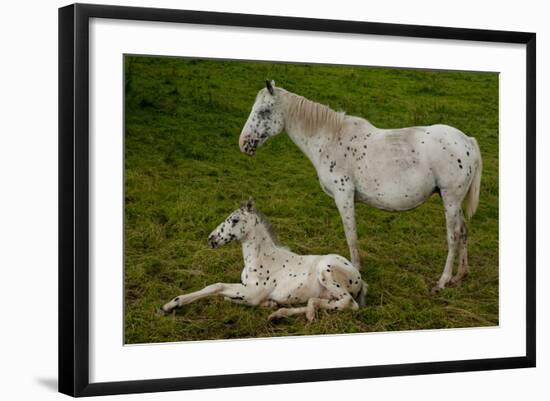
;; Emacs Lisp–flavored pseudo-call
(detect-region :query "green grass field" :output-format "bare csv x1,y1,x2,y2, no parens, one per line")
124,56,499,344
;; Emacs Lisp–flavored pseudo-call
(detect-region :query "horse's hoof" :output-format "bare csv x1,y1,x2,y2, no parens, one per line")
449,277,462,287
430,285,442,295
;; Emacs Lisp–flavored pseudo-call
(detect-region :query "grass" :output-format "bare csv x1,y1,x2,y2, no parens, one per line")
124,56,499,344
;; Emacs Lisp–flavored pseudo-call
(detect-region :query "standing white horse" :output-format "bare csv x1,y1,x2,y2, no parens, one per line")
239,81,482,293
163,199,368,321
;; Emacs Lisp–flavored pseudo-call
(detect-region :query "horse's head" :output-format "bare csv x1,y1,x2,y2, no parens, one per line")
239,80,285,156
207,198,257,248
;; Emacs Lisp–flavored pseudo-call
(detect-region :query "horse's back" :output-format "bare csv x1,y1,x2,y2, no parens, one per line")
344,121,478,210
347,124,438,210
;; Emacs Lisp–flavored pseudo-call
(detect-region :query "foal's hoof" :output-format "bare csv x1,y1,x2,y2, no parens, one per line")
268,312,282,321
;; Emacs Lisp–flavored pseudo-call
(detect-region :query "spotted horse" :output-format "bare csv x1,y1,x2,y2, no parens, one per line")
238,80,483,293
163,198,368,321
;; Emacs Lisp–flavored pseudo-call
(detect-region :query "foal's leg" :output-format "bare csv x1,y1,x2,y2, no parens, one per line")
300,268,359,321
450,219,469,286
334,188,360,269
259,300,278,308
162,283,263,312
318,267,360,312
268,295,358,322
432,193,463,294
267,305,310,321
305,295,359,319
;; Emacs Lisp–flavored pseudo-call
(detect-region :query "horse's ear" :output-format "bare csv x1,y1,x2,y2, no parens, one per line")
245,197,255,212
265,80,275,95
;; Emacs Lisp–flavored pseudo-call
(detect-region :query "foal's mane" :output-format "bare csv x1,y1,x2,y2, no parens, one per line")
281,90,346,137
250,209,281,246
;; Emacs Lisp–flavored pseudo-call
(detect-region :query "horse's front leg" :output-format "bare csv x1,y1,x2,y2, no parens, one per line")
334,187,360,269
162,283,263,312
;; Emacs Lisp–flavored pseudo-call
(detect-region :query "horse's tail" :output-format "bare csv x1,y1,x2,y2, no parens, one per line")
464,137,482,220
357,280,369,308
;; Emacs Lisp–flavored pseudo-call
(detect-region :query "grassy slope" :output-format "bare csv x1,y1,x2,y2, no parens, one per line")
124,56,498,344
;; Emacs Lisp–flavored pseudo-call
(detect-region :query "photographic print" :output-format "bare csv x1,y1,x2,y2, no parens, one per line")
123,56,499,344
59,4,535,395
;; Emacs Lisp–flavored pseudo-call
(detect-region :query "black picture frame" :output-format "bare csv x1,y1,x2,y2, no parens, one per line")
58,3,536,397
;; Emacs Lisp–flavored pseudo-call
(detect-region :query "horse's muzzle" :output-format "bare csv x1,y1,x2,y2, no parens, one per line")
207,235,218,248
239,133,257,156
242,147,256,156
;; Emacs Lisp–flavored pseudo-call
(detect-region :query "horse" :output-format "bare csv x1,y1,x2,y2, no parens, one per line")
238,81,482,293
162,198,368,321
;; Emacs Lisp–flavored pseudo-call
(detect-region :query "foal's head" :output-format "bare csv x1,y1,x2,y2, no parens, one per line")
207,198,258,248
239,80,285,156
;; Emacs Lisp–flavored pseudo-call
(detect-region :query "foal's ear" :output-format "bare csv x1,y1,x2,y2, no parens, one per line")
245,197,255,212
265,80,275,95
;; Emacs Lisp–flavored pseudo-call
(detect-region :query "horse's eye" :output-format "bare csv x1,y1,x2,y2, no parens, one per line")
231,218,240,224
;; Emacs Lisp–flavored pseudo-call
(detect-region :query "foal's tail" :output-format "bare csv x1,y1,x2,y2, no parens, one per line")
464,137,482,220
357,280,369,308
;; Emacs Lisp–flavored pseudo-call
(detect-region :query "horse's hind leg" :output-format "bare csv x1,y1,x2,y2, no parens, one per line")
450,220,469,287
432,192,463,294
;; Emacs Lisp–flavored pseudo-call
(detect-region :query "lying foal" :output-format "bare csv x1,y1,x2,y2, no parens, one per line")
162,199,368,321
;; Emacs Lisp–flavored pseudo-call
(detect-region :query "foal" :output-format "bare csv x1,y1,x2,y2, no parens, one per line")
162,199,367,321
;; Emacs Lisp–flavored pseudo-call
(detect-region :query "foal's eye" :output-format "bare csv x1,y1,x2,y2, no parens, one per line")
231,218,240,224
258,109,271,118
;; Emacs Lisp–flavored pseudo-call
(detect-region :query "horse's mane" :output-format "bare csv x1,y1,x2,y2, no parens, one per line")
281,90,346,137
